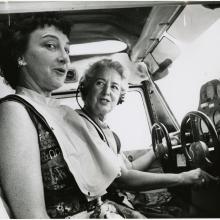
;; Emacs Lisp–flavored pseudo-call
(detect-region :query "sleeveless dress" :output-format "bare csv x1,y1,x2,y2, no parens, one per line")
27,113,88,218
35,109,146,218
0,93,89,218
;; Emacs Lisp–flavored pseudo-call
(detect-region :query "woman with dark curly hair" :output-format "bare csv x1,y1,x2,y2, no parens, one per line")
0,13,91,218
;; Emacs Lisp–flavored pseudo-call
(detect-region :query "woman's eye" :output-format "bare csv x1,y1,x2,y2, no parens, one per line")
46,43,56,50
96,81,104,87
112,85,119,91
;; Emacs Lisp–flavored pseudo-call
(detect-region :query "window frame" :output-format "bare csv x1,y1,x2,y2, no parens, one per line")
53,86,154,151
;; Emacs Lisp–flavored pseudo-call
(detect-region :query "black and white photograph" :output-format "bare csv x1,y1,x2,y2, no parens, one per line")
0,1,220,218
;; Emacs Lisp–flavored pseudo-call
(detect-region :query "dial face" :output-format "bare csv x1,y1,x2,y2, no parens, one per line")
217,84,220,98
206,85,215,100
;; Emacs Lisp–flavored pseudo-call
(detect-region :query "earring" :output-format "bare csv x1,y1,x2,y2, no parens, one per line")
17,57,27,67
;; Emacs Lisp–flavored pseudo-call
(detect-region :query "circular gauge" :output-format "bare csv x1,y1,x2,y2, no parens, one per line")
217,84,220,98
206,85,215,100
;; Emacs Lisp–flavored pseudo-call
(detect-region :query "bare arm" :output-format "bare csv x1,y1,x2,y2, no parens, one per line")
131,148,156,171
115,165,218,192
0,102,49,218
120,148,156,171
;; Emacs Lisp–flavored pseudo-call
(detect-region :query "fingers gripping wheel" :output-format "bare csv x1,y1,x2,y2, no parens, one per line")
151,122,174,172
180,111,220,176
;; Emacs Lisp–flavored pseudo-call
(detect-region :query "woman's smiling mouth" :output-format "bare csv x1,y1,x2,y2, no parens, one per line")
100,98,110,104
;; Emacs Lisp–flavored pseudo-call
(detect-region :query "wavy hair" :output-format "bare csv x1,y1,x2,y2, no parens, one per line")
79,58,128,102
0,12,71,89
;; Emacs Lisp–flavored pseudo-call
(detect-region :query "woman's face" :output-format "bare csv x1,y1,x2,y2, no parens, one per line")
21,25,70,94
85,68,123,120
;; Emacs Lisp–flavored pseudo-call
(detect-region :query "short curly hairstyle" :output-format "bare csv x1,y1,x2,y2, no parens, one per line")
0,12,71,89
79,58,128,104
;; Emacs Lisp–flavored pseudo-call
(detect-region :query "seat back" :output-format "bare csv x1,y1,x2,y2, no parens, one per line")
191,79,220,217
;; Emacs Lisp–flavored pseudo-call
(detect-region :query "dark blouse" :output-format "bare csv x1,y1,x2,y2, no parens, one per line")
34,115,87,218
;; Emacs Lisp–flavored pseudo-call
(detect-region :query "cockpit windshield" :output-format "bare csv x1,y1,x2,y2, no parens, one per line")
155,5,220,124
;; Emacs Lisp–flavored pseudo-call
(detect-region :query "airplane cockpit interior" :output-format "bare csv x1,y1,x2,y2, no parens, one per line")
0,1,220,218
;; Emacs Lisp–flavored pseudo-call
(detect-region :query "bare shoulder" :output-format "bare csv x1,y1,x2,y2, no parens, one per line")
0,101,38,148
0,100,31,122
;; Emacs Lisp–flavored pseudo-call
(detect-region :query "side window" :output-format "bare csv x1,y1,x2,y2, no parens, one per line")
57,88,152,152
106,89,151,151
